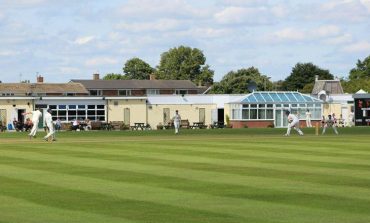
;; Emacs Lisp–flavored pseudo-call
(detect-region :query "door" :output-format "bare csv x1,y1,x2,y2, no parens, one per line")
124,108,130,125
18,109,25,123
35,104,47,128
199,108,205,123
163,108,170,125
0,109,6,126
218,109,224,123
211,109,218,123
275,109,288,128
341,107,348,125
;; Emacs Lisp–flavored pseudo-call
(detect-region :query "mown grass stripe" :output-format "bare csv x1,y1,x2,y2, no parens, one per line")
0,176,245,223
10,143,370,181
1,164,370,223
1,149,370,202
0,194,138,223
3,155,370,216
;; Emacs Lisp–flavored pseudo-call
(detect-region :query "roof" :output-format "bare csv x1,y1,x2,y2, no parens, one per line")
70,79,199,90
147,94,245,108
353,93,370,99
234,91,322,104
312,80,344,95
0,83,88,95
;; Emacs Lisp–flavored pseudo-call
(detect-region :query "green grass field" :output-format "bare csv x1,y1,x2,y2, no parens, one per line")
0,127,370,223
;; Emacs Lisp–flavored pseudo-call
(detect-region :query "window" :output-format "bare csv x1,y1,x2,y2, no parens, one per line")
48,104,105,122
118,90,131,96
89,90,102,96
175,90,188,95
146,89,160,95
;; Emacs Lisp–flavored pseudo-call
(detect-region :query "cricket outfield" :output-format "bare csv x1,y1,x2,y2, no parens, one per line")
0,128,369,223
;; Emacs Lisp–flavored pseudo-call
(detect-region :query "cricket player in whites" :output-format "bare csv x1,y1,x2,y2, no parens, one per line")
172,110,181,134
322,114,339,135
23,108,42,139
284,110,304,136
43,108,55,141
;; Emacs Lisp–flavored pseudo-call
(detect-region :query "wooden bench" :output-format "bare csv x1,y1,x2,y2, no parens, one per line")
190,122,207,129
110,121,124,130
163,119,189,129
91,121,102,130
210,122,225,129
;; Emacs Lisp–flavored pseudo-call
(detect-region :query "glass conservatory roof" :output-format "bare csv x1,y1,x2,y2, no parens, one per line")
238,92,322,104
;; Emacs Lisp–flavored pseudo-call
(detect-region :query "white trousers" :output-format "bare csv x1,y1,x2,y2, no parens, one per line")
286,120,304,136
174,121,180,133
44,122,55,139
306,118,312,127
322,125,338,135
29,121,39,136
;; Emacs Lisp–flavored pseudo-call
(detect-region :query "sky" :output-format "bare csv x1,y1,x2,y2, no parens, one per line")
0,0,370,83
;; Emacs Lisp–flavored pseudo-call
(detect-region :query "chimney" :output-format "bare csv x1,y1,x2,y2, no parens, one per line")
315,75,319,81
37,75,44,83
93,73,100,80
149,74,156,80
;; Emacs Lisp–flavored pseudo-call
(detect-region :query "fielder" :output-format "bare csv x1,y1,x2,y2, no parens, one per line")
322,114,339,135
284,110,304,136
23,108,42,139
305,109,312,127
43,108,55,141
172,110,181,134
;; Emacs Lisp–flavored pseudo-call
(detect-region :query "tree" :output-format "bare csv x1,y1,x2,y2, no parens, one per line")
123,58,155,80
209,67,272,94
103,73,126,80
156,46,214,85
349,55,370,80
282,63,334,91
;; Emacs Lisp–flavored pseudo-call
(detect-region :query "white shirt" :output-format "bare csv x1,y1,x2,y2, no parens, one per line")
31,110,42,123
173,113,181,123
44,112,52,125
288,113,299,123
305,111,311,119
73,120,79,126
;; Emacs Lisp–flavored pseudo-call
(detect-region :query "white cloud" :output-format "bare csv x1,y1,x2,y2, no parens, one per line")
59,66,81,74
341,41,370,53
85,57,119,66
361,0,370,12
323,33,352,45
268,25,343,43
214,5,284,25
116,0,204,19
307,0,370,22
74,36,95,45
273,28,306,41
0,50,18,56
115,19,182,32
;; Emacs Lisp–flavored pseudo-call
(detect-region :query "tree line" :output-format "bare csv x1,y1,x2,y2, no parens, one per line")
103,45,370,94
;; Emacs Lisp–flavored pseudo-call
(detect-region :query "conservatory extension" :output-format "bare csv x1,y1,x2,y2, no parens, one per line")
229,91,322,128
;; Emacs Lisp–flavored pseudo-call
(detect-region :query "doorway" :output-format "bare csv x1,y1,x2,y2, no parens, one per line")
199,108,205,123
124,108,130,125
217,109,224,122
163,108,170,125
17,109,25,123
275,109,288,128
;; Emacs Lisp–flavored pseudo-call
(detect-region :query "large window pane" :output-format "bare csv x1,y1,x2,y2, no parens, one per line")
242,109,249,119
250,109,257,119
266,109,273,119
258,109,266,119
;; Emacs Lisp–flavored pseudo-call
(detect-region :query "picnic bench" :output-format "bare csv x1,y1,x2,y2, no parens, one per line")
110,121,124,130
210,121,225,129
163,119,190,129
190,122,207,129
131,123,151,130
